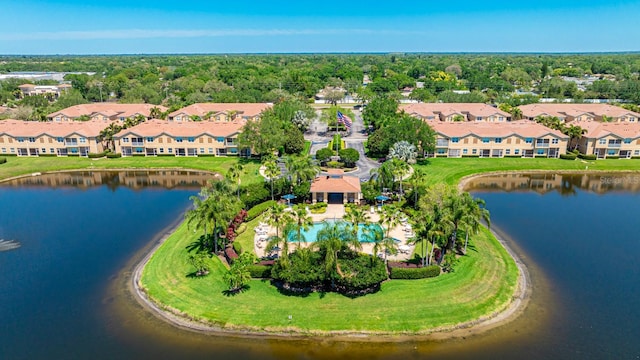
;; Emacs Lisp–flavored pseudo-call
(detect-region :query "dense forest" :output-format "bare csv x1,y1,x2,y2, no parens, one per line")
1,53,640,120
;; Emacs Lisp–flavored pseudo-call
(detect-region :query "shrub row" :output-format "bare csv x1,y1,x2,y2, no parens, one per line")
88,151,109,158
106,153,122,159
560,153,577,160
246,200,276,221
606,155,620,159
232,241,243,255
248,264,272,278
389,265,441,279
578,153,598,160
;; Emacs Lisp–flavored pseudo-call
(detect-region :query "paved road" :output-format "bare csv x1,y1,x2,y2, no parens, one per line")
304,110,379,181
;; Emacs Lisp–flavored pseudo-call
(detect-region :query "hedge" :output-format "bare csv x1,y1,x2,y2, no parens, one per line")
236,223,247,235
232,241,243,255
606,156,620,159
0,157,6,164
389,265,441,279
246,200,276,222
578,153,597,160
560,153,577,160
88,151,108,158
248,264,272,278
106,153,122,159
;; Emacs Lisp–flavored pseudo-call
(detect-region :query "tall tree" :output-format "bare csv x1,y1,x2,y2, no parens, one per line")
264,160,280,201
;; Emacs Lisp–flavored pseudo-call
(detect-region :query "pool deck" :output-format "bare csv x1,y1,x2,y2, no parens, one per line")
253,204,415,260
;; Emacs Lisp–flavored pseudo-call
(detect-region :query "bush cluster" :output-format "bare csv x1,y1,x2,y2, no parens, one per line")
0,157,6,164
389,265,441,279
106,153,122,159
232,241,243,255
560,153,577,160
309,202,327,214
88,151,109,158
248,264,273,278
246,200,276,221
578,153,598,160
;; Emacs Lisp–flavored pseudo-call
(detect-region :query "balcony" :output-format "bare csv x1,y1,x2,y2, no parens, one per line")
607,142,622,148
131,141,144,146
436,140,449,147
65,141,78,146
535,142,550,148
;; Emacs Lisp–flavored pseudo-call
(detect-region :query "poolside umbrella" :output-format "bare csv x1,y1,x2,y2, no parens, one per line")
375,195,390,206
282,194,296,206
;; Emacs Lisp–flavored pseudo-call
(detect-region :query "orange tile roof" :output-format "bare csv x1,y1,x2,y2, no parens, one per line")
48,103,168,119
401,103,511,118
519,104,640,119
430,120,568,139
168,103,272,118
0,119,112,138
113,119,244,138
578,121,640,139
310,174,361,193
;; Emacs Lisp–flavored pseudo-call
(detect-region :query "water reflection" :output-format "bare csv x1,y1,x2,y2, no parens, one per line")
1,170,219,190
464,172,640,195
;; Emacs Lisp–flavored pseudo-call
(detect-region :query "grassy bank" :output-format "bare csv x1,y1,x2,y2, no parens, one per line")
140,222,517,333
0,156,262,184
415,157,640,185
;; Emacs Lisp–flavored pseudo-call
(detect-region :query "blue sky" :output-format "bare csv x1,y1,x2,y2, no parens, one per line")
2,1,640,54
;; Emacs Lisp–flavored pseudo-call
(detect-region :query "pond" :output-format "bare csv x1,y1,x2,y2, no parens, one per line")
0,170,638,359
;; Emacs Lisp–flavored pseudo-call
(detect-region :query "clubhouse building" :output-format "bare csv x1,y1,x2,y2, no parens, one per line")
310,169,362,204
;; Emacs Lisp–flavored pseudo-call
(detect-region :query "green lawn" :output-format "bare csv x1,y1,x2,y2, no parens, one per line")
0,156,262,184
303,140,312,155
416,157,640,185
140,221,517,334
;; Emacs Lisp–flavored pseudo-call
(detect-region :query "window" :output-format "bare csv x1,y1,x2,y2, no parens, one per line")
552,139,559,144
28,137,36,143
216,116,221,121
476,116,483,121
79,138,86,143
208,148,214,154
11,148,15,153
122,138,129,143
463,149,468,154
55,116,61,121
495,138,502,143
146,137,154,142
505,149,511,155
1,148,5,153
159,148,164,153
525,138,533,144
472,149,477,154
451,137,459,143
41,148,46,153
426,116,435,120
437,148,446,154
537,149,545,155
216,137,224,143
50,148,54,153
175,137,183,143
188,137,195,142
498,116,504,121
120,117,125,121
515,149,520,155
599,139,606,145
635,150,640,155
607,149,617,155
630,117,636,122
168,148,173,153
18,138,24,143
624,138,632,144
200,148,205,154
482,138,490,143
57,137,63,143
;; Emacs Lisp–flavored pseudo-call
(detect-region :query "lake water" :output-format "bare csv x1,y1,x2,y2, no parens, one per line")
1,171,639,359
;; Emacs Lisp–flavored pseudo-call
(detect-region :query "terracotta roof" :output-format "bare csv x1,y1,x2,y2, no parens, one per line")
48,103,168,119
168,103,272,118
113,119,244,138
430,120,568,139
310,174,361,193
0,119,111,138
519,104,640,119
579,121,640,139
18,84,35,88
401,103,511,118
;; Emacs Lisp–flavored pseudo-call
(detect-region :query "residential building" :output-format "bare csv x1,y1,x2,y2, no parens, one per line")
401,103,512,122
429,120,568,158
167,103,271,122
575,122,640,159
519,103,640,123
47,103,167,122
0,119,108,156
113,120,246,157
18,83,72,98
310,169,362,204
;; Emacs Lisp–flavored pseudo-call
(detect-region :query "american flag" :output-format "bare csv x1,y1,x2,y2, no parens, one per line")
337,111,352,129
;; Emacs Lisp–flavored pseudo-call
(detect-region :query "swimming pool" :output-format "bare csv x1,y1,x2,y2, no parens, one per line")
287,221,384,243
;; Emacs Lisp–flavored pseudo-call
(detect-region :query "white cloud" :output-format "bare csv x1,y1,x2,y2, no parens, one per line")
0,28,429,41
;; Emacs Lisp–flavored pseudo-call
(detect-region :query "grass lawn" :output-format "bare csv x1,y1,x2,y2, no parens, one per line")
0,156,262,184
416,157,640,185
140,222,517,333
303,141,312,155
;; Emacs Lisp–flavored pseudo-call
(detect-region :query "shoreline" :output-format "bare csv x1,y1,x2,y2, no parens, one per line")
130,218,530,342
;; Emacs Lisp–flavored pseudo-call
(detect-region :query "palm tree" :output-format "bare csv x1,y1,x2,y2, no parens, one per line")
427,203,454,263
461,196,490,254
185,194,213,249
390,159,410,195
315,220,349,278
444,191,467,252
264,160,280,201
407,167,427,207
511,107,523,120
226,163,244,200
380,204,402,239
201,179,242,253
286,155,320,186
289,204,313,251
388,141,418,164
343,206,369,253
565,124,586,151
150,106,163,120
410,215,435,266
